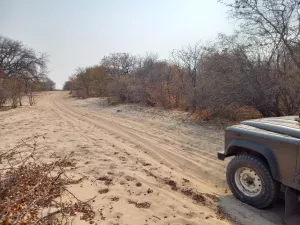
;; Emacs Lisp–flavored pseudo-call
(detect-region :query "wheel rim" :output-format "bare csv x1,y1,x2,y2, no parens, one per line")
234,167,262,197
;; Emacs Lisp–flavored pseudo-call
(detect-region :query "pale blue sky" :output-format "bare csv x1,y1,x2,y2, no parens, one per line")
0,0,234,89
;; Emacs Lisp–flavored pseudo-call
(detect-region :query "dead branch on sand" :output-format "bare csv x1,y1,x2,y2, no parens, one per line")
0,137,95,224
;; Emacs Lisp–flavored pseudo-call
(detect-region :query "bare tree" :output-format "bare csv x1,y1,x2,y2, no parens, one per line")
0,36,50,108
172,42,205,110
101,53,137,77
0,36,48,79
222,0,300,69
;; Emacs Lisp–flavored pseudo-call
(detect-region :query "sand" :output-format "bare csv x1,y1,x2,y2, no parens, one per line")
0,91,283,225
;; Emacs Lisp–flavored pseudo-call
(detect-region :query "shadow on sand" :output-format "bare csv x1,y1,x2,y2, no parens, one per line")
219,195,284,225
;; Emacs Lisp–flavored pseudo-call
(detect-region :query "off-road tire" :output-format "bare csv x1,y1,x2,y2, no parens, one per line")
226,154,280,209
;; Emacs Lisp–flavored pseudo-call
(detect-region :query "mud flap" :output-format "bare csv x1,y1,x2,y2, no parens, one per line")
285,187,300,225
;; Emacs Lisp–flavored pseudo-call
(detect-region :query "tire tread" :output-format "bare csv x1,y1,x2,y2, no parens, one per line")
226,154,279,209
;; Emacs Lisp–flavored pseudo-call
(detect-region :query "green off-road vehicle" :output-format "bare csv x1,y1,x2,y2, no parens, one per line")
218,116,300,225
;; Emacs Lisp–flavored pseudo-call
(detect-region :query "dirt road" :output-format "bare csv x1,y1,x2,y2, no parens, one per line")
0,91,283,225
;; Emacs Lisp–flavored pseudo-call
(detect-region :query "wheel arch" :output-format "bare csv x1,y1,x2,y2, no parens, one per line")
226,139,281,181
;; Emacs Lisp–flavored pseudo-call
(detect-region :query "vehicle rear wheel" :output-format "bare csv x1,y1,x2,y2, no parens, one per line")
226,154,279,209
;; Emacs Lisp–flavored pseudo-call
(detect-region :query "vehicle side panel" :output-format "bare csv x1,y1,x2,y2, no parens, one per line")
295,144,300,190
225,126,300,190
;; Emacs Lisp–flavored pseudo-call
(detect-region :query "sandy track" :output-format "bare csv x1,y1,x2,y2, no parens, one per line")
0,91,283,225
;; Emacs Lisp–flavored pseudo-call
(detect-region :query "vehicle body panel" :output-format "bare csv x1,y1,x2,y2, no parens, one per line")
219,116,300,191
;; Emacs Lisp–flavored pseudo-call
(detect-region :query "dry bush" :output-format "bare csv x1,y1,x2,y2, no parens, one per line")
65,35,300,120
107,96,121,106
220,106,262,121
0,137,95,224
0,89,7,108
27,90,37,106
191,109,213,121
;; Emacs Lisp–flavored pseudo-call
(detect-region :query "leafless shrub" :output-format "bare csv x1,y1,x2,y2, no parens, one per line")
0,89,7,108
27,89,37,106
0,137,95,224
11,93,18,108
